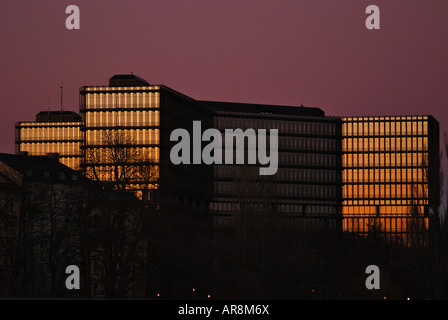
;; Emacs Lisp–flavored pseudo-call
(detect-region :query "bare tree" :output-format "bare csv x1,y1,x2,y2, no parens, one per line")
231,164,281,274
0,187,22,295
396,135,448,298
13,180,82,297
406,147,430,247
84,130,158,196
422,132,448,298
367,205,383,241
82,130,158,298
69,183,96,297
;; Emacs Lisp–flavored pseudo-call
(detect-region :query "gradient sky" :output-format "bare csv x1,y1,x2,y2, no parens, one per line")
0,0,447,155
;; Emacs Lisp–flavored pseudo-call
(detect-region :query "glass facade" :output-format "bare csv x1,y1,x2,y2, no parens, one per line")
15,75,212,208
342,116,439,243
207,102,342,231
16,121,83,170
80,86,161,197
14,75,440,238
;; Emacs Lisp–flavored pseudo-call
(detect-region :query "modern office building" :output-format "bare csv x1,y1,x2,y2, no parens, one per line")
202,101,343,231
15,111,83,170
14,75,344,231
79,74,160,197
14,74,441,241
79,74,212,205
341,116,440,243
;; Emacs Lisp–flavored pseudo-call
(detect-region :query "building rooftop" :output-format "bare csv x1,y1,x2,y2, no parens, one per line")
36,111,82,123
0,153,83,183
200,101,325,117
109,74,150,87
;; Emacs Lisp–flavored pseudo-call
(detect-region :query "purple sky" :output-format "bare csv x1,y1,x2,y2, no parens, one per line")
0,0,447,155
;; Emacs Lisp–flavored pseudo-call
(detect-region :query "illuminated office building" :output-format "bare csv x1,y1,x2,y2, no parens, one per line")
14,74,441,240
15,111,83,170
80,74,212,203
202,101,343,231
342,116,440,243
80,75,160,197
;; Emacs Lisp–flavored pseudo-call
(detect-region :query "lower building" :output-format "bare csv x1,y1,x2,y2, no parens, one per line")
0,152,150,298
16,111,83,171
0,152,87,297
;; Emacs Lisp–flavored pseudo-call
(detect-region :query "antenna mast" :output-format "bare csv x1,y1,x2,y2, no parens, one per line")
60,79,64,112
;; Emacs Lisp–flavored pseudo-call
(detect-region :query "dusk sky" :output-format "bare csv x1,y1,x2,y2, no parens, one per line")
0,0,447,155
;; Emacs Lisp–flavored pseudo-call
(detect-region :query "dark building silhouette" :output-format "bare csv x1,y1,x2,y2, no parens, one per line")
0,152,151,298
109,73,150,87
202,101,343,231
35,110,82,123
0,152,87,296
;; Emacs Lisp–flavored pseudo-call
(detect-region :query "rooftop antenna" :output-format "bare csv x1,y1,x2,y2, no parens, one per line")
60,79,64,112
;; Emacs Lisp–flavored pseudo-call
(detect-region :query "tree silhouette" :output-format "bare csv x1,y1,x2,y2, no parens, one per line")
82,130,158,297
84,130,159,197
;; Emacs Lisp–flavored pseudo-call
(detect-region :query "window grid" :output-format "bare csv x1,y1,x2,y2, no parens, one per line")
341,116,433,241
